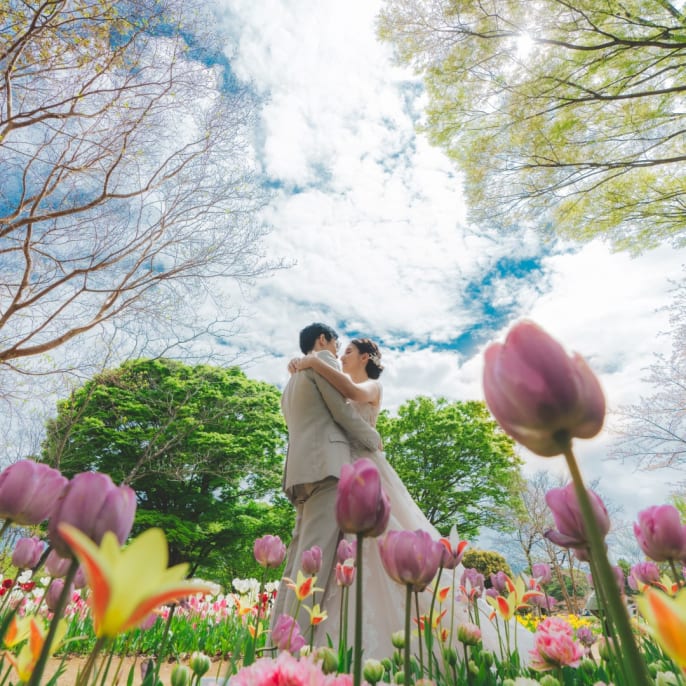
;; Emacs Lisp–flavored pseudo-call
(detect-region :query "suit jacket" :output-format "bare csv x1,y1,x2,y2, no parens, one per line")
281,350,381,494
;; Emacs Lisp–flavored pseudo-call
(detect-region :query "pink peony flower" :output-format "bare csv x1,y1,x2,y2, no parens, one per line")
529,616,584,672
483,320,605,457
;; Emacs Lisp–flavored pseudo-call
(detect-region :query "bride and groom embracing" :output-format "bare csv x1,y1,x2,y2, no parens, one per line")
270,322,534,661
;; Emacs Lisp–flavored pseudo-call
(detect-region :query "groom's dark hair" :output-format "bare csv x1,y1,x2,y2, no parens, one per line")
299,322,338,354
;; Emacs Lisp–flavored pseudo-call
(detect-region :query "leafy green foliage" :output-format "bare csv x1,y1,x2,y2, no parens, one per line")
379,1,686,253
376,397,524,538
40,358,291,582
462,548,513,583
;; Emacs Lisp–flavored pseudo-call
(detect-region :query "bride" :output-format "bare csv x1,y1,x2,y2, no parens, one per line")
290,338,535,662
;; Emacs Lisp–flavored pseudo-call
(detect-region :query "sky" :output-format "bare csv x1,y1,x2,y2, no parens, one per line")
201,0,686,548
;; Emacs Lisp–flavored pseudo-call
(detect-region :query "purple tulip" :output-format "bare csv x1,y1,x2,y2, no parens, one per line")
337,538,357,563
271,613,306,654
461,568,485,599
48,472,136,557
544,483,610,555
576,626,596,649
0,460,68,526
73,566,88,590
633,505,686,562
628,561,661,591
529,593,557,611
46,578,73,612
45,550,72,578
336,458,390,538
378,529,444,592
253,535,287,568
532,562,552,586
485,587,499,599
483,321,605,457
11,537,45,570
301,545,322,575
489,570,510,594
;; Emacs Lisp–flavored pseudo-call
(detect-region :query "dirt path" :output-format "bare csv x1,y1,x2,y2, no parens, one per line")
45,655,231,685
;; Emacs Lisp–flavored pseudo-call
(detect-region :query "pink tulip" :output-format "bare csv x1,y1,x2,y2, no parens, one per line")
532,562,552,585
45,549,72,578
336,458,390,537
47,472,136,557
633,505,686,562
378,529,444,592
460,568,485,599
483,321,605,457
11,537,45,570
253,535,287,568
489,571,510,594
456,622,482,646
73,566,88,590
544,483,610,556
628,561,661,591
46,578,73,612
337,538,357,563
271,613,306,654
301,545,322,575
0,460,68,525
529,616,584,671
335,561,355,587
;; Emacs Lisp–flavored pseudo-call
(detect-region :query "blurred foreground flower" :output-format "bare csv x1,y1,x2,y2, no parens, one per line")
232,651,354,686
637,586,686,670
634,505,686,563
483,320,605,456
58,523,213,638
529,616,583,672
0,460,68,526
6,616,67,682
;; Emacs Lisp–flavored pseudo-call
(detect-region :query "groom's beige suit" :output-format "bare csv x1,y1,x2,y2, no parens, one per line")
271,349,380,641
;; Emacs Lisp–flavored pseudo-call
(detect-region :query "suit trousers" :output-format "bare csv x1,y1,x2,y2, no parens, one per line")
270,477,341,646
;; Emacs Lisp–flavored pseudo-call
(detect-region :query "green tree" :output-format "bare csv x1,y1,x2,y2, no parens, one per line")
378,1,686,252
40,358,291,584
462,548,513,584
376,397,524,539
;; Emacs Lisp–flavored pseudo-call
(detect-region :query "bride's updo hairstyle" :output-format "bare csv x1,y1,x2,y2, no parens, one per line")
352,338,384,380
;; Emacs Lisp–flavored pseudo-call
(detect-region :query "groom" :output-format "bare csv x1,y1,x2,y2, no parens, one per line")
271,322,381,643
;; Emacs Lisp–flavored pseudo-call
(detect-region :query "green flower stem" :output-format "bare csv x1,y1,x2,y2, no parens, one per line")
27,558,78,686
245,571,266,666
153,602,177,684
426,564,443,680
668,560,684,588
75,635,108,686
404,584,412,686
414,592,424,677
353,533,364,686
563,444,652,686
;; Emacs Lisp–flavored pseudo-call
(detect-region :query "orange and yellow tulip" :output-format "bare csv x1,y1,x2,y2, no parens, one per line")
5,616,66,682
637,586,686,670
58,523,213,639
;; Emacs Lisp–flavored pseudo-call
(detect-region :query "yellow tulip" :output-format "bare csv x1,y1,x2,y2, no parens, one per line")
3,615,32,648
6,616,67,682
58,523,214,638
637,586,686,669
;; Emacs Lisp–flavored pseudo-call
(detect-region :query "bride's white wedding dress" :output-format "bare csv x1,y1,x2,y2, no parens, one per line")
323,383,535,663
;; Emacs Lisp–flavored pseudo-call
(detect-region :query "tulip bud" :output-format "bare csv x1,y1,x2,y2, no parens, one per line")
301,545,322,575
532,562,552,585
391,630,405,649
253,535,287,568
73,566,88,590
656,671,679,686
48,472,136,557
483,320,605,457
336,458,390,537
46,578,72,612
442,647,458,667
481,651,494,668
363,659,385,685
11,537,45,570
337,538,357,563
633,505,686,562
313,646,338,674
171,664,191,686
0,460,68,525
468,660,479,675
381,658,392,673
393,672,405,684
540,676,561,686
189,652,211,677
456,622,482,646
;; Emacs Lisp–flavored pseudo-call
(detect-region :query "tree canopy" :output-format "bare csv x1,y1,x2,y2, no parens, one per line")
376,396,524,539
0,0,275,384
378,0,686,252
40,358,291,582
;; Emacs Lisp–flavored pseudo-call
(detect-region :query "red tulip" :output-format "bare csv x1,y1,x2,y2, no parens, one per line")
378,529,444,592
483,321,605,457
336,458,390,537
